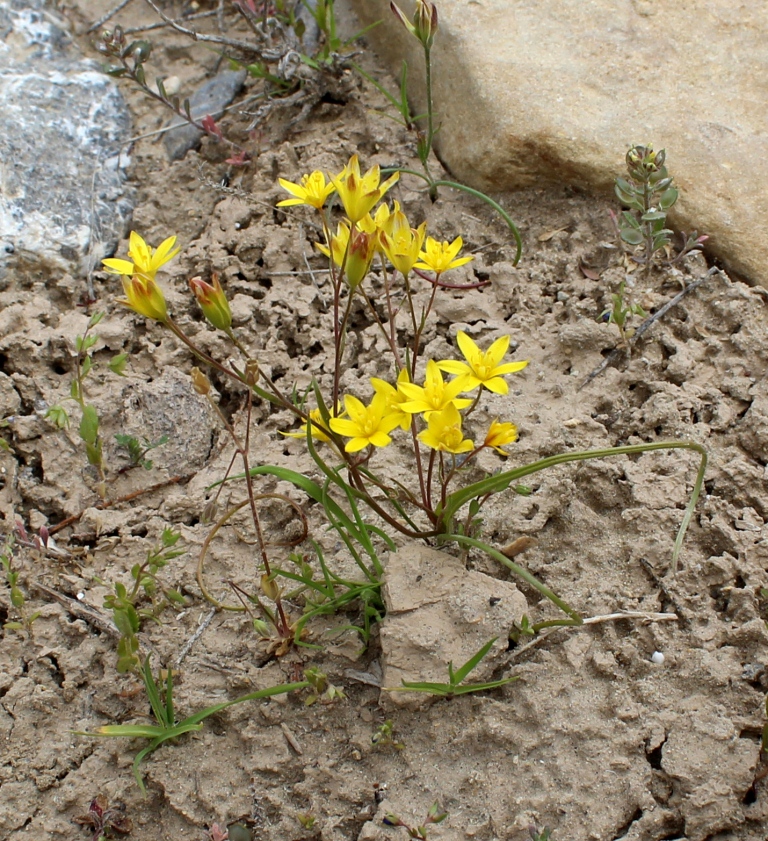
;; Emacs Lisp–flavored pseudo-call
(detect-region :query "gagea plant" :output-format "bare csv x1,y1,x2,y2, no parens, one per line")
103,150,707,652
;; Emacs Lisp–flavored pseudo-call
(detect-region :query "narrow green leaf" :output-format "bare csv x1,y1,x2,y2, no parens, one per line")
451,637,498,685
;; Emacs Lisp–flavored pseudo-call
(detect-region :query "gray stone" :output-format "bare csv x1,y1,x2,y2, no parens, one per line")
121,368,217,475
163,68,247,161
379,543,526,707
347,0,768,287
0,0,133,281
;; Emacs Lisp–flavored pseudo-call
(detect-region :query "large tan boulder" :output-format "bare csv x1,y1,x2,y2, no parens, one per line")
346,0,768,286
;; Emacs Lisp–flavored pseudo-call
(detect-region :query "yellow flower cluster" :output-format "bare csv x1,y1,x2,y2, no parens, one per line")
278,155,473,283
299,331,527,456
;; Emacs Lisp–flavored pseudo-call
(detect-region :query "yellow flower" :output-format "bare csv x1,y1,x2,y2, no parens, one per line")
103,231,180,280
316,221,376,289
418,404,474,454
330,155,399,224
277,171,336,210
117,274,168,322
379,206,427,276
437,331,528,394
329,393,401,453
414,235,473,274
358,201,398,252
399,360,473,418
282,407,341,444
370,369,413,431
484,419,519,455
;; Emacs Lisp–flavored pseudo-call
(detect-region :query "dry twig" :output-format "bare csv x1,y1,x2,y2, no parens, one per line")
580,266,720,389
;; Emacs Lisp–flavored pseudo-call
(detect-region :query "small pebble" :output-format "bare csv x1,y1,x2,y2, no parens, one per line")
651,651,665,665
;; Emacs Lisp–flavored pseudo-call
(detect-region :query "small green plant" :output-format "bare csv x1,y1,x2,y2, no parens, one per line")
529,826,553,841
45,312,129,497
601,280,647,347
1,531,41,636
103,527,186,672
372,719,405,751
383,803,447,840
303,666,346,705
390,637,517,698
299,0,380,67
296,812,317,830
78,654,310,793
114,432,168,471
615,143,706,270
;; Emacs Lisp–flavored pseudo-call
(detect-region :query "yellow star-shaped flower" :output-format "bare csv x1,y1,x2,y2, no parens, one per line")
330,155,399,224
102,231,180,281
437,331,528,395
117,274,168,322
414,236,473,274
277,171,336,210
418,404,474,454
329,393,401,453
399,360,473,418
370,369,413,431
282,407,341,444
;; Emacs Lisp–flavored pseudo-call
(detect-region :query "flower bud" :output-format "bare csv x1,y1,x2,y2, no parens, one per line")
345,227,376,289
260,573,280,602
245,360,259,386
391,0,438,49
189,274,232,332
191,367,211,395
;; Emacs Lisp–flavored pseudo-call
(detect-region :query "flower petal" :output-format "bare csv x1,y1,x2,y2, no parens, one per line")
102,258,136,275
456,330,479,362
486,335,511,366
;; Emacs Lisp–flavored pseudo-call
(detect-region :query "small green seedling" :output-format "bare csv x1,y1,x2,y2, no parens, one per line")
601,280,647,347
391,637,517,698
529,826,553,841
103,528,186,672
297,813,317,830
383,803,447,840
1,532,41,636
303,666,346,705
115,432,168,471
372,719,405,751
45,312,130,497
77,655,309,794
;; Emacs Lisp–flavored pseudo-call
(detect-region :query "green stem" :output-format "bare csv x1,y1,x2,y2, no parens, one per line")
390,169,523,265
444,533,582,624
441,441,707,573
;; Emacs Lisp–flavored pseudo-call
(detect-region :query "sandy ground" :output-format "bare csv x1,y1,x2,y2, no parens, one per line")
1,2,768,840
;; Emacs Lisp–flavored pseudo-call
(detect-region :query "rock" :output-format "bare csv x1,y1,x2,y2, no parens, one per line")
0,0,133,281
121,368,217,475
163,68,247,161
347,0,768,287
379,543,527,707
661,706,756,841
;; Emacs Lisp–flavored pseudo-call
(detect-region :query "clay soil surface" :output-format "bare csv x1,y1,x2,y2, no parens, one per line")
2,3,768,840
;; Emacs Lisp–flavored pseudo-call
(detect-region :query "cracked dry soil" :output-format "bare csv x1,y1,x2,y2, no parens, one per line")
2,2,768,840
